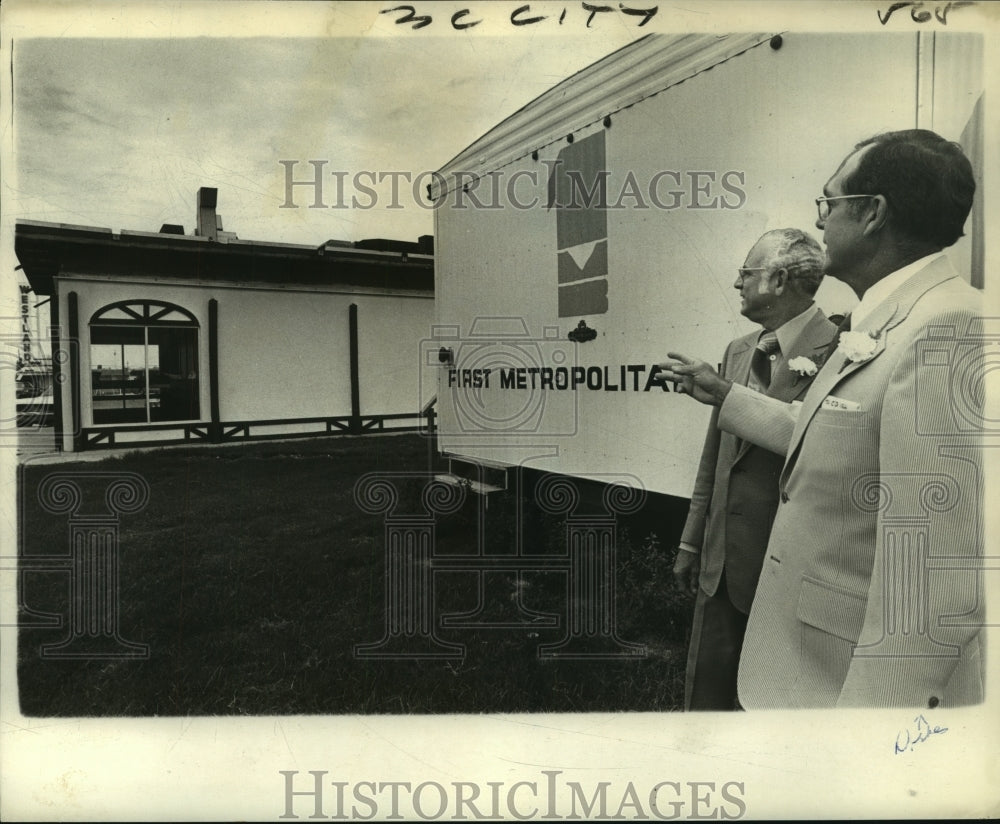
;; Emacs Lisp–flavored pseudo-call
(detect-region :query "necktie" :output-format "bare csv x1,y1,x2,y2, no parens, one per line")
748,331,780,392
824,313,852,362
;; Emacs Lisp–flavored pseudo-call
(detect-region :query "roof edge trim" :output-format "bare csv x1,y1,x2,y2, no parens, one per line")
431,32,776,199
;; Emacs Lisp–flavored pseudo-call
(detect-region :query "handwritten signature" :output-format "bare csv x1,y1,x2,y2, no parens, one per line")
894,714,948,754
381,3,659,31
877,1,974,26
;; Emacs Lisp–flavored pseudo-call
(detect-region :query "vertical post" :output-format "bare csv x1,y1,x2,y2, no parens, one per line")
67,291,82,452
915,31,935,130
119,343,126,412
49,293,63,451
962,95,985,290
425,402,436,471
349,303,361,434
208,298,221,441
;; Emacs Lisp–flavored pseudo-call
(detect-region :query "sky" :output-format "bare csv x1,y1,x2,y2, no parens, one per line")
6,1,990,358
10,24,644,247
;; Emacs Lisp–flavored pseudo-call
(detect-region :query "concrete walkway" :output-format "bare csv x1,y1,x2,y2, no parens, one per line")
14,427,147,465
12,426,424,465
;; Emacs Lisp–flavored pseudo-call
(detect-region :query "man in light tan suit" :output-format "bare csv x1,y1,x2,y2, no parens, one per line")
660,130,984,708
675,229,836,710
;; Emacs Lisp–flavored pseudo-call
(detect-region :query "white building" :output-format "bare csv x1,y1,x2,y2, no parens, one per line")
15,188,435,452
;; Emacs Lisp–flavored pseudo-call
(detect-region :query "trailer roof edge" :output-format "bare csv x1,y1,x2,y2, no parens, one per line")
431,32,777,199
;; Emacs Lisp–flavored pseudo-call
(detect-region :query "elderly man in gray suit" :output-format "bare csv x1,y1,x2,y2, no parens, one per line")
675,228,836,710
661,130,984,709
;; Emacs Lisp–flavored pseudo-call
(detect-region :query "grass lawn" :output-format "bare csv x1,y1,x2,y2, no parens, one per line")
17,433,692,715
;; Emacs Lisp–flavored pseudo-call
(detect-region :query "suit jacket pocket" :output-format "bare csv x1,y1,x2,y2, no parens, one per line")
809,407,870,429
796,576,866,643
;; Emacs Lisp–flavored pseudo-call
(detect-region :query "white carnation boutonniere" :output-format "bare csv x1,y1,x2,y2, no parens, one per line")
837,330,879,370
787,356,819,378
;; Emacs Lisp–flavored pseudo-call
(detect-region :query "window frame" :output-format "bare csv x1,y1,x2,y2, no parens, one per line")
89,300,201,425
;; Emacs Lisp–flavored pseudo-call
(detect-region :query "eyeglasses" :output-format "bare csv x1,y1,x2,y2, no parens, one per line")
736,267,767,284
815,194,875,221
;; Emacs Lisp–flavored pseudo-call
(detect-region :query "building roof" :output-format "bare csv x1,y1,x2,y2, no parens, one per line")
15,220,434,296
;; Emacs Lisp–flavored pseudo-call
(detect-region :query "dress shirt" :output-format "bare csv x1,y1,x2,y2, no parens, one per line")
850,252,945,331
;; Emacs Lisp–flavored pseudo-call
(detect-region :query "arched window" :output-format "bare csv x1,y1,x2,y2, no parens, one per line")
89,300,200,424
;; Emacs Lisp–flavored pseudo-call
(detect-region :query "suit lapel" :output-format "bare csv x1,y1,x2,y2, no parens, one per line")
783,258,962,468
728,336,754,386
727,336,757,460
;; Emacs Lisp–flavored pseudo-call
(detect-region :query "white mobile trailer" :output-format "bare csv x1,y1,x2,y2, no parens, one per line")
427,32,984,502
